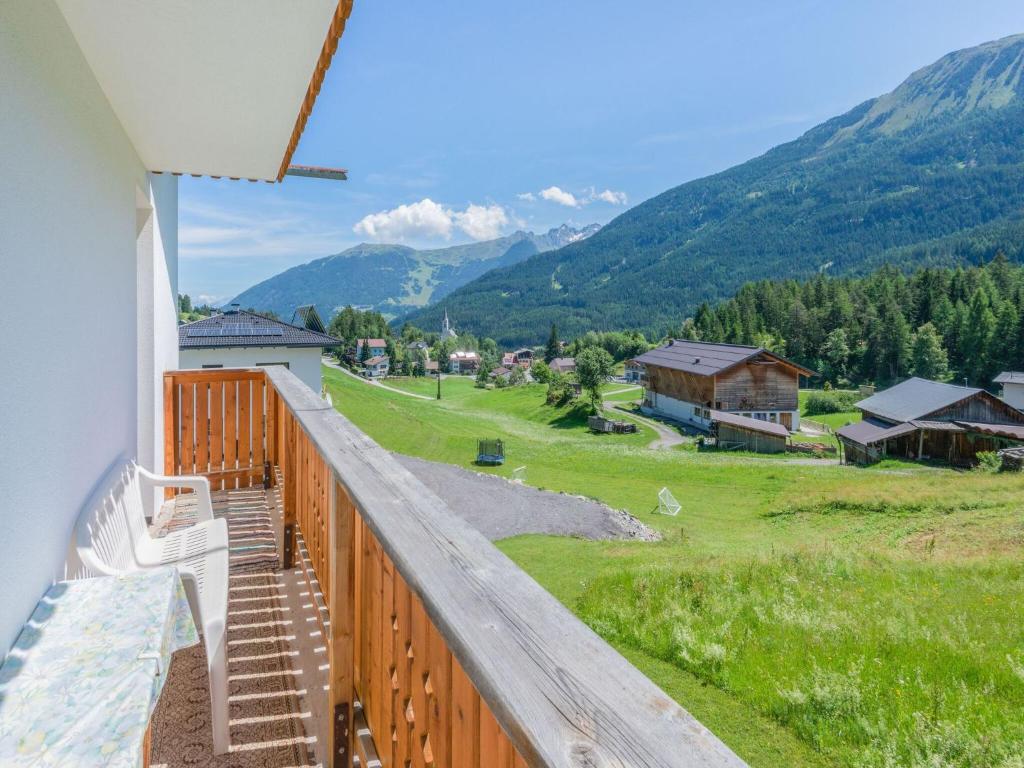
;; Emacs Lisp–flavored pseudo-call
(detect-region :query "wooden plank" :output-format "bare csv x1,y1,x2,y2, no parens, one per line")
451,658,479,768
393,574,412,764
380,553,396,768
209,381,224,475
327,477,355,768
163,376,175,499
353,512,364,704
409,593,429,768
166,369,265,384
262,365,746,768
224,380,238,476
253,378,265,470
180,382,195,476
479,702,511,768
238,377,251,485
367,535,384,751
195,380,208,475
426,622,451,768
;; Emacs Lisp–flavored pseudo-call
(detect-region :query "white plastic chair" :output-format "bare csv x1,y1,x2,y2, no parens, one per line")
74,462,230,754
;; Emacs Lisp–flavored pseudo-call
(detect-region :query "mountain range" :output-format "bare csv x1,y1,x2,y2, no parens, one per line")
401,34,1024,347
227,224,600,320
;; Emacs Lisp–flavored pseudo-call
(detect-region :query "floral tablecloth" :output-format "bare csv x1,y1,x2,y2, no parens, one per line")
0,567,198,767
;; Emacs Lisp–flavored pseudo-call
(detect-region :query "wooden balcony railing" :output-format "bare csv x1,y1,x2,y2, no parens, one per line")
164,366,746,767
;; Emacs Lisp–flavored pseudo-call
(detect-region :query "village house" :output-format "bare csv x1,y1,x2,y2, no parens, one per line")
510,348,534,368
995,371,1024,410
449,350,481,374
837,377,1024,465
634,339,815,432
624,359,646,384
548,357,576,374
362,355,390,379
356,337,387,358
179,306,340,392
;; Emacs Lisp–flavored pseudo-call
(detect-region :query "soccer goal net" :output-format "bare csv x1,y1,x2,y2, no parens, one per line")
512,466,527,483
657,487,681,516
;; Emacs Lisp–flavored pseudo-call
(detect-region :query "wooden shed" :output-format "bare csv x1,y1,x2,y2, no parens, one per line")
709,409,789,454
838,377,1024,466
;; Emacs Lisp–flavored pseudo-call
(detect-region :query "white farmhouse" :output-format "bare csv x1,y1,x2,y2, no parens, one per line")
995,372,1024,410
179,307,340,392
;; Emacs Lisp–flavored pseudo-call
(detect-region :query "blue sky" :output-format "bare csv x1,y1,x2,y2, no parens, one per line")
179,0,1024,305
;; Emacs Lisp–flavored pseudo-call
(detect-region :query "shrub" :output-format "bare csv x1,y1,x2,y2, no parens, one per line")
975,451,1002,473
804,390,858,415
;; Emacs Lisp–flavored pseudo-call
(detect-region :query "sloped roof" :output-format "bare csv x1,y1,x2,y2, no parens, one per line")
179,309,339,349
634,339,815,378
710,410,789,438
994,372,1024,384
856,378,982,422
291,304,326,333
358,338,387,347
549,357,576,369
365,355,389,366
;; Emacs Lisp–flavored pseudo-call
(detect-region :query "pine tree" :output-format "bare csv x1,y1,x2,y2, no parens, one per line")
910,323,950,381
544,323,560,363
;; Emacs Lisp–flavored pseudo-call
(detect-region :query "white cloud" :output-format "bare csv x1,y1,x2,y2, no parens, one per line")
178,201,350,259
353,198,453,241
352,198,509,243
453,204,509,240
540,186,581,207
593,188,628,205
516,192,536,202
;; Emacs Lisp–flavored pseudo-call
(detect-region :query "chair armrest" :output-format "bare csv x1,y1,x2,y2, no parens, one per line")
137,466,214,522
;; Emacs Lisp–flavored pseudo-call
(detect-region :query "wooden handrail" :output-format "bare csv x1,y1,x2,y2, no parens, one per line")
165,366,747,767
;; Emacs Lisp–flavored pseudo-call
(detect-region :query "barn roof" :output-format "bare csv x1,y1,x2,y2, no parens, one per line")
994,371,1024,384
179,309,339,349
633,339,814,378
855,378,983,422
710,410,789,438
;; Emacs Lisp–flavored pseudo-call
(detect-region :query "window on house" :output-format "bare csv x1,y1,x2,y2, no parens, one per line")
715,401,722,409
201,364,223,369
693,406,701,416
769,413,778,423
257,362,289,369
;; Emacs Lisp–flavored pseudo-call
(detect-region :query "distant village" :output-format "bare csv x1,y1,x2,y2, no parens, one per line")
177,298,1024,471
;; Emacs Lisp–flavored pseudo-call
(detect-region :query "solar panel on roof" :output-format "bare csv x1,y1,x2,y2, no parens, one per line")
186,323,283,338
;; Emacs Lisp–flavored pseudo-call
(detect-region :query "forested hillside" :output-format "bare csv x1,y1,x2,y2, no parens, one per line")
683,256,1024,389
228,224,598,320
402,34,1024,346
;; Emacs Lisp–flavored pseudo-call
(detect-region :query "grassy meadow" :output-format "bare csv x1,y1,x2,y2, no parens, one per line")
323,366,1024,767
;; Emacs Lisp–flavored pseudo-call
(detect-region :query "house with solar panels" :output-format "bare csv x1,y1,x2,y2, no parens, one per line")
179,305,340,391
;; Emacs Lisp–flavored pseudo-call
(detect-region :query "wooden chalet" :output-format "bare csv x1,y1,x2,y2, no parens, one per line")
633,339,815,432
838,377,1024,465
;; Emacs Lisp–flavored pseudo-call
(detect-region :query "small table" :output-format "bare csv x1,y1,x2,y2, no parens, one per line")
0,567,198,767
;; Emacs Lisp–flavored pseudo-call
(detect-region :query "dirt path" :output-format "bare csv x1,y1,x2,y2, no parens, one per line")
396,454,659,541
605,402,687,450
322,357,435,401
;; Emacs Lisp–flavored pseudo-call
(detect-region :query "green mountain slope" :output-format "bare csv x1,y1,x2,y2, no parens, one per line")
227,224,599,320
402,34,1024,347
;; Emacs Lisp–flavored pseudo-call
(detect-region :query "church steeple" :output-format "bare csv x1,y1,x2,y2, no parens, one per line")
441,308,457,341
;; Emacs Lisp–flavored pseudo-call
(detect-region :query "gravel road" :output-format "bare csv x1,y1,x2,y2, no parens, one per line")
395,454,659,542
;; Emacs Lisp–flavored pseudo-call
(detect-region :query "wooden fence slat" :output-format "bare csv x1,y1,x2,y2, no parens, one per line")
238,378,251,485
180,382,195,476
380,554,396,768
195,380,208,475
393,575,412,764
409,593,429,768
224,380,238,478
451,658,479,768
427,622,452,768
209,381,224,482
253,378,265,470
327,477,355,766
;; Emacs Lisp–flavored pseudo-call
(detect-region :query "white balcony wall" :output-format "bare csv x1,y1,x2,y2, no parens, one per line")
179,347,325,393
0,0,178,655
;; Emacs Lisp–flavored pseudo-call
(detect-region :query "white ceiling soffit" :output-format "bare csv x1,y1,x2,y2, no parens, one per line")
55,0,342,181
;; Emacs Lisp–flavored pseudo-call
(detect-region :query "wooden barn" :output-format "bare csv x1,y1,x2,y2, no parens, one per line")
633,339,815,432
838,377,1024,466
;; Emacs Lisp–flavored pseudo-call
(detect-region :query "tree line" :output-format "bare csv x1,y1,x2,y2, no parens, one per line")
676,256,1024,389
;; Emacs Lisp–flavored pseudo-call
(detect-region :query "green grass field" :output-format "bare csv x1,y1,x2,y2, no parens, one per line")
324,366,1024,767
